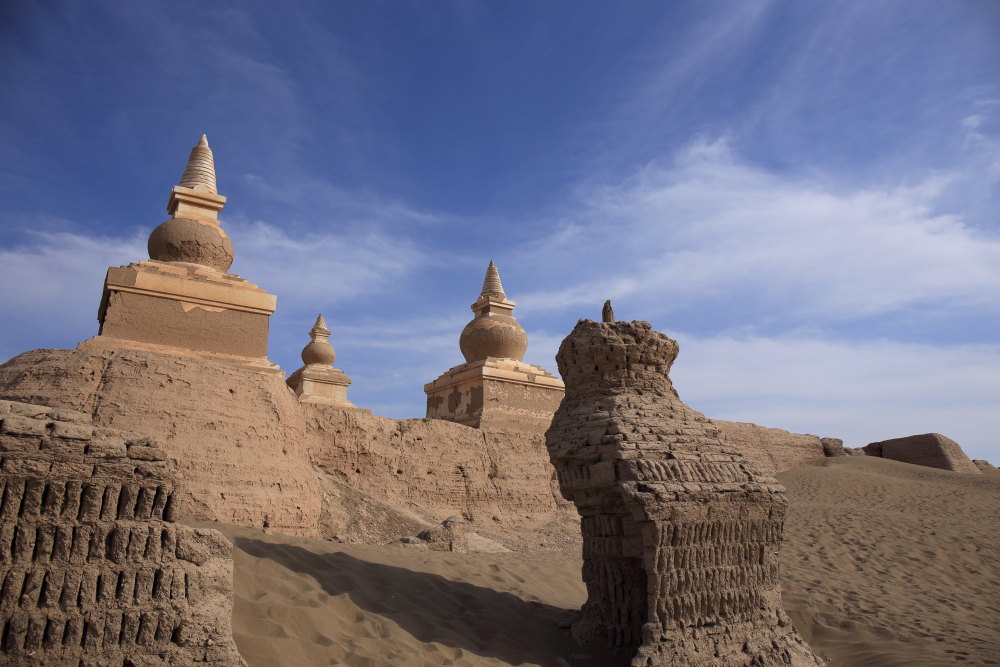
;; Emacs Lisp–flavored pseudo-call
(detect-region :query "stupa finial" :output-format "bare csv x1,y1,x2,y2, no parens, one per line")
151,135,232,270
459,260,526,363
301,313,336,367
178,134,217,193
602,300,615,323
480,260,506,300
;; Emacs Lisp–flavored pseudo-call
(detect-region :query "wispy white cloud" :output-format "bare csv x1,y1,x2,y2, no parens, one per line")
238,174,444,230
227,217,426,308
0,225,146,358
517,137,1000,328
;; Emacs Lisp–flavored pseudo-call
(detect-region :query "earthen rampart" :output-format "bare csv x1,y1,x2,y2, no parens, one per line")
303,404,578,550
0,348,578,549
711,421,828,477
863,433,981,474
0,347,322,537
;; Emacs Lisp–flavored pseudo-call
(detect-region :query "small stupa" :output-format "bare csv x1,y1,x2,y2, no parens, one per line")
81,135,278,371
424,261,564,430
287,314,360,408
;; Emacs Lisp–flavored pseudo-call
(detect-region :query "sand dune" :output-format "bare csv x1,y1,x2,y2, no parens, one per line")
207,457,1000,666
779,457,1000,666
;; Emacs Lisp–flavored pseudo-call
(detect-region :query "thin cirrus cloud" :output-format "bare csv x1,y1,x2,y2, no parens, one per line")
502,136,1000,461
517,137,1000,331
0,225,146,359
226,217,426,308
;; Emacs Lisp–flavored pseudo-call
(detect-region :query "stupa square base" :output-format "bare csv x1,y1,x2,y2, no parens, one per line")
95,260,276,360
425,357,564,430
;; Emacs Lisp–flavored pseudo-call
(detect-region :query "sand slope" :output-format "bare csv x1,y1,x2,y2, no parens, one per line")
211,457,1000,666
778,457,1000,666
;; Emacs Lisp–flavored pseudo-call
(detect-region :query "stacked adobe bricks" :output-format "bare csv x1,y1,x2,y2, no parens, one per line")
0,400,243,665
545,319,820,666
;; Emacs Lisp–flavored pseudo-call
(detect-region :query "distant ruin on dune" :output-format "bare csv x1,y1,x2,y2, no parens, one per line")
0,135,986,664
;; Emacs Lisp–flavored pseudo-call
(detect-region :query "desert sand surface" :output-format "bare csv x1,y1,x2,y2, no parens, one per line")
204,457,999,666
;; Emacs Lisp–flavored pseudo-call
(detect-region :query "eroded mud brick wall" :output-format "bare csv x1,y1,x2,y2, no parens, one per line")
0,400,243,665
711,421,827,477
0,347,321,537
303,405,575,546
545,320,820,666
864,433,981,474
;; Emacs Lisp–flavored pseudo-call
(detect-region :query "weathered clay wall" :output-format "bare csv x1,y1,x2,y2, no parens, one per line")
0,344,834,552
0,400,242,665
864,433,981,474
0,347,574,548
479,378,564,431
712,420,828,477
0,348,322,537
425,376,484,426
545,320,820,666
303,404,578,550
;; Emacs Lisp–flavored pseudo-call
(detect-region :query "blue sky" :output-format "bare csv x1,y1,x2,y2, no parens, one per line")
2,1,998,459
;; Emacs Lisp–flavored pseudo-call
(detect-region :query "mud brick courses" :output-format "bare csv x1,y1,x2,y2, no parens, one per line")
0,400,243,666
545,320,820,666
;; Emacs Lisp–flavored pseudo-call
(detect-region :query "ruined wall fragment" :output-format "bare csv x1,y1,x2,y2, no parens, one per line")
864,433,981,474
0,400,243,665
710,421,828,476
0,347,321,537
973,459,997,472
545,319,820,666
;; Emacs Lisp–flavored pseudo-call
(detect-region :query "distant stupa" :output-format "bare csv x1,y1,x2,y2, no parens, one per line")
286,314,364,409
424,261,564,430
80,135,278,371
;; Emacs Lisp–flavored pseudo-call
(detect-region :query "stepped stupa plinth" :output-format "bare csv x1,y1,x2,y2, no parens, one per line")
287,314,363,409
80,135,278,372
424,261,564,430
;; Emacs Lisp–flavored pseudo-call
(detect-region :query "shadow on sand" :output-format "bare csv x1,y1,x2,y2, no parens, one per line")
234,537,627,666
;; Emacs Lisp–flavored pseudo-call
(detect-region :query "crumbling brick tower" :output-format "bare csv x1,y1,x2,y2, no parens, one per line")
0,400,243,665
545,318,820,666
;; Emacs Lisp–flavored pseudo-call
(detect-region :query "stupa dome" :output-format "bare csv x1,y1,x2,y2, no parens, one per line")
148,218,234,271
301,314,337,366
458,261,528,362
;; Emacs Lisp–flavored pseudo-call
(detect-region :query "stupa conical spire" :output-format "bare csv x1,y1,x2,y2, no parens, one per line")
178,134,217,193
480,260,506,300
152,134,232,270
